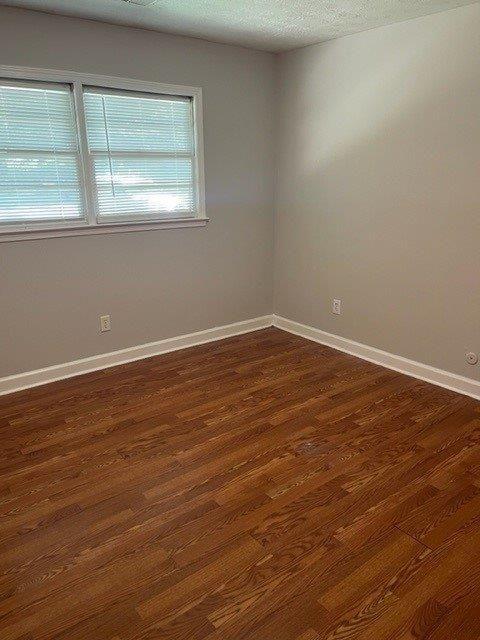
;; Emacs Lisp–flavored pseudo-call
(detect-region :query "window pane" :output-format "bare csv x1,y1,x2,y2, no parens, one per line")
84,90,193,153
0,154,83,222
84,87,197,220
93,155,194,217
0,80,84,225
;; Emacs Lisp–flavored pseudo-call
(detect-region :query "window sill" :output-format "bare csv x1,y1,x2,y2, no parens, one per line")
0,217,209,243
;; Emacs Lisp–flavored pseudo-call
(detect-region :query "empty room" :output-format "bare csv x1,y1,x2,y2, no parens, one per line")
1,0,480,638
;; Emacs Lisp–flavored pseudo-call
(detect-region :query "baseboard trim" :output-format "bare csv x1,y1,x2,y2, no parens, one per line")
0,315,274,396
273,315,480,401
4,314,479,401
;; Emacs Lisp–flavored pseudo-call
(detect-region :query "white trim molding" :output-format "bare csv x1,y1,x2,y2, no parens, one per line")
0,217,209,243
273,315,480,401
0,315,273,396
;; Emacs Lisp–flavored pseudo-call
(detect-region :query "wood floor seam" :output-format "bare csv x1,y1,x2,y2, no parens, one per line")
393,524,433,551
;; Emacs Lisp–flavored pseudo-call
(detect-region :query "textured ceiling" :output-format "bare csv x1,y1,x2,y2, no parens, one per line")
0,0,478,51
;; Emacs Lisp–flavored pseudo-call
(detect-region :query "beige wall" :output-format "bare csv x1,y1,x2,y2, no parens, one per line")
0,7,275,377
274,3,480,379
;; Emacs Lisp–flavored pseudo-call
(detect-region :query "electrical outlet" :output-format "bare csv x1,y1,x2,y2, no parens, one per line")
332,299,342,315
100,314,111,332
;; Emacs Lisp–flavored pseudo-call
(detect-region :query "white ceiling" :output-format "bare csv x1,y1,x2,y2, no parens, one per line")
0,0,478,51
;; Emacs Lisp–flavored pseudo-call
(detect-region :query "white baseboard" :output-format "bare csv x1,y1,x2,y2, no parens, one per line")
273,315,480,401
3,313,479,401
0,315,273,396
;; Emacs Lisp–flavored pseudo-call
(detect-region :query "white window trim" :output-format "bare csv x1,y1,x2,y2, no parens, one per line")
0,65,208,242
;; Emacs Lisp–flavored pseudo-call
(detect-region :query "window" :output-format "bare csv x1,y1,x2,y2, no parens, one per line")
84,88,196,222
0,80,84,225
0,67,206,241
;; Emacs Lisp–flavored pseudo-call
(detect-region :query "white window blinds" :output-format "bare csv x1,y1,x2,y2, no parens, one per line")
0,79,84,225
83,87,196,221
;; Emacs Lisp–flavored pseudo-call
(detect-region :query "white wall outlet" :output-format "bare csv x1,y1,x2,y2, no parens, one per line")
466,352,478,365
100,314,111,332
332,299,342,315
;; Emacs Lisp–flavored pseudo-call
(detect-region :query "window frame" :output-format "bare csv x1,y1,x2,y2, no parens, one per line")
0,65,207,242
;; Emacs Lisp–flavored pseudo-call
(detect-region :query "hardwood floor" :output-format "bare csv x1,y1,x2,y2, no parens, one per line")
1,327,480,640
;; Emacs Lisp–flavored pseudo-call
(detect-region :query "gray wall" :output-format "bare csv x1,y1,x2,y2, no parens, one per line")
0,7,275,376
274,3,480,379
2,3,479,382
